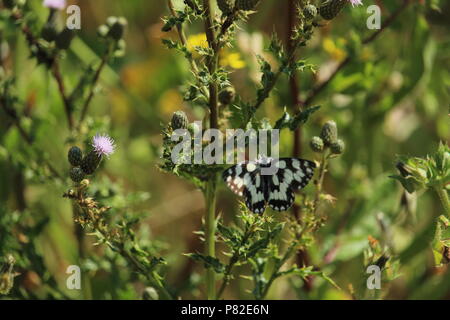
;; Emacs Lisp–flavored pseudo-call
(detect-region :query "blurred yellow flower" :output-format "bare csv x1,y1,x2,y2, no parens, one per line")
220,52,246,69
186,33,208,56
323,38,347,62
109,89,131,124
158,89,183,116
186,33,245,69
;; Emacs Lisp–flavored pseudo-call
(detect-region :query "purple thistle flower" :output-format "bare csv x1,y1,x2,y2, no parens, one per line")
43,0,66,10
348,0,363,6
92,134,115,157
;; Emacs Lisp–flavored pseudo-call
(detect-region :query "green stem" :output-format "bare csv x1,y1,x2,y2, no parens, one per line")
120,247,173,300
217,222,257,299
74,188,173,300
216,255,237,299
260,242,297,300
313,151,329,214
71,203,92,299
77,51,109,129
434,186,450,218
204,178,217,299
203,0,219,300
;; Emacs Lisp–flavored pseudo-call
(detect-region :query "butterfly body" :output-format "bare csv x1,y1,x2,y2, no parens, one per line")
223,156,316,214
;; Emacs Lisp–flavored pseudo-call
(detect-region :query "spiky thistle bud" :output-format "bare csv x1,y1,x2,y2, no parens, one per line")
108,16,127,41
97,24,110,38
81,151,102,175
320,120,338,146
396,162,411,178
218,0,235,15
171,111,189,130
55,28,75,50
41,21,58,42
319,0,347,20
219,86,236,105
303,4,318,20
330,139,345,155
236,0,260,11
188,122,201,136
69,167,85,183
310,136,324,153
68,146,83,167
106,16,118,27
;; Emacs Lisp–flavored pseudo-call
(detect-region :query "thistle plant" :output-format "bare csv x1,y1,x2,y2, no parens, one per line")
392,142,450,266
319,0,362,20
64,134,173,299
159,0,353,299
2,0,441,301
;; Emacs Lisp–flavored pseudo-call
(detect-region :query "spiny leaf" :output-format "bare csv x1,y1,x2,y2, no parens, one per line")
288,105,321,131
185,252,225,273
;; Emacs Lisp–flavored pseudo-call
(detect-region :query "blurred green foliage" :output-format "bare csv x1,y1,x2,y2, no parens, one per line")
0,0,449,300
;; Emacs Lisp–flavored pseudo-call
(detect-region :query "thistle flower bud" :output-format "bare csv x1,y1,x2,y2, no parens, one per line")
236,0,260,11
319,0,347,20
219,86,236,105
97,24,110,38
310,136,324,153
188,122,201,136
81,151,102,175
68,146,83,166
218,0,235,15
106,16,118,27
41,21,58,42
171,111,189,130
114,39,126,57
55,28,75,50
108,17,127,41
142,287,159,300
69,167,85,183
396,162,411,178
330,139,345,155
303,4,318,20
320,120,338,146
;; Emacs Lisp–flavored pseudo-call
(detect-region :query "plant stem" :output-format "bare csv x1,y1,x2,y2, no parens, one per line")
434,186,450,218
203,0,219,129
313,151,329,214
203,0,220,300
73,189,173,300
260,242,297,299
204,178,217,299
77,52,109,128
217,222,257,299
10,10,75,130
216,255,237,299
167,0,210,99
51,59,74,130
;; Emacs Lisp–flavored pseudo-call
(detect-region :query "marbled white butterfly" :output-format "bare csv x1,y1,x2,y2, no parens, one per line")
222,156,316,214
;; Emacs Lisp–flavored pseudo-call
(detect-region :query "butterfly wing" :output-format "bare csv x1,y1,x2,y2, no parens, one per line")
242,170,267,214
222,161,267,214
268,158,316,212
222,162,248,196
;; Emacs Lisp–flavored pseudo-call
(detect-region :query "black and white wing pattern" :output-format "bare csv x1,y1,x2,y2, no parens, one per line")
222,157,316,214
222,160,266,214
267,158,316,212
